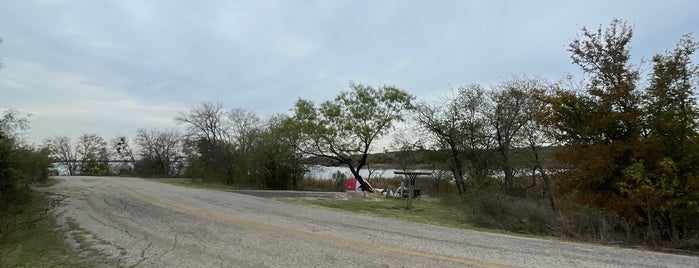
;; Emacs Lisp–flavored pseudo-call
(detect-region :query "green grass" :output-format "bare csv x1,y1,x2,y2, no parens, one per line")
285,197,477,230
0,191,90,268
150,178,478,230
150,178,243,191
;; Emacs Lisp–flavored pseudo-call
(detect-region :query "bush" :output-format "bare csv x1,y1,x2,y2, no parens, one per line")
300,177,334,191
456,184,699,250
0,138,52,208
331,171,347,191
462,190,558,235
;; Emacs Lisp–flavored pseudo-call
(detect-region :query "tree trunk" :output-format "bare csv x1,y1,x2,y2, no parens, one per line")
538,165,556,212
532,144,556,212
448,144,465,194
349,165,373,192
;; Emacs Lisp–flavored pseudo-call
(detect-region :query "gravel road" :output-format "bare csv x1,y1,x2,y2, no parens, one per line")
47,176,698,267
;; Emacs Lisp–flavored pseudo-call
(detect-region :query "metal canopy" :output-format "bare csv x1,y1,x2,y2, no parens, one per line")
393,171,432,209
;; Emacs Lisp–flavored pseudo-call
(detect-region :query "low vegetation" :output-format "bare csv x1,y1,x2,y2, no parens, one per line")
286,196,475,230
0,190,89,268
0,110,92,267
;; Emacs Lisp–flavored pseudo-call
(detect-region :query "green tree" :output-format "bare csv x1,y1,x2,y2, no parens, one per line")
252,114,306,190
636,34,699,242
489,78,543,192
290,82,414,192
547,19,699,243
416,85,492,194
0,45,52,206
0,109,52,206
550,19,642,208
644,34,699,171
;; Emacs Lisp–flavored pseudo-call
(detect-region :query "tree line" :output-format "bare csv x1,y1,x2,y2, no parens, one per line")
284,19,699,246
409,19,698,246
44,106,306,190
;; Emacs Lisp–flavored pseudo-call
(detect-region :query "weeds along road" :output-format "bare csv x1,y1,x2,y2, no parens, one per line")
48,176,698,268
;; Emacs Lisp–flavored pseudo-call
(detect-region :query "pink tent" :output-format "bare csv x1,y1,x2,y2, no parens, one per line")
345,178,373,192
345,178,359,191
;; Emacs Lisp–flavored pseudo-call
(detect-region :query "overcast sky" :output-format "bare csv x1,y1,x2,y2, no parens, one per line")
1,0,698,146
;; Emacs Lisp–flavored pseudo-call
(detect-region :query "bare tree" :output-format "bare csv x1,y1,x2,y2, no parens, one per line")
135,129,182,177
176,102,231,182
113,135,136,163
228,108,262,153
175,102,229,145
111,135,136,175
76,134,108,175
45,136,79,175
525,87,557,211
227,108,263,184
0,109,30,141
416,101,468,194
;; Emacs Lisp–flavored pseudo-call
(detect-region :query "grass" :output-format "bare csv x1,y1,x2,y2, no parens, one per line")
0,191,90,268
151,178,479,231
150,177,243,191
285,196,477,230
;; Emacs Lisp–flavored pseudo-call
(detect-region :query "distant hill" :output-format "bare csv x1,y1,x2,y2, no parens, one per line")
305,146,561,170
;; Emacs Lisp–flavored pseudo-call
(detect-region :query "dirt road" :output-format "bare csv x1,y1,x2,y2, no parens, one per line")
47,176,698,267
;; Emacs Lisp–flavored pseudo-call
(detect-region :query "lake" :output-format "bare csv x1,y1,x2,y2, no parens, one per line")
306,165,436,180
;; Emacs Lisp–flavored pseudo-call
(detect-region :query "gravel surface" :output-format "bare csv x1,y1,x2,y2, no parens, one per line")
47,176,699,268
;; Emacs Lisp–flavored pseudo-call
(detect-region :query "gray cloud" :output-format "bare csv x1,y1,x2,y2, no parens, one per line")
1,0,698,145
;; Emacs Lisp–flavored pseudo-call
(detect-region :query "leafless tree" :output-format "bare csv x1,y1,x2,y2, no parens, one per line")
228,108,262,153
135,128,183,176
45,136,79,175
176,102,233,181
76,134,108,171
112,135,136,163
175,102,229,145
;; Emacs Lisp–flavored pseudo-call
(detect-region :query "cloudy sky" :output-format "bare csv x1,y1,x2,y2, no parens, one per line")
1,0,698,146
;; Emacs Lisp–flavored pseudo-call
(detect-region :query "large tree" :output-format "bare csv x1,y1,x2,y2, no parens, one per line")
546,19,699,242
112,135,136,175
290,82,414,192
176,102,232,182
228,108,263,185
134,128,183,177
644,34,699,169
45,134,109,175
252,114,306,190
76,134,109,175
416,85,493,194
113,135,136,163
549,19,642,207
45,136,79,175
175,102,229,145
489,78,542,192
631,34,699,241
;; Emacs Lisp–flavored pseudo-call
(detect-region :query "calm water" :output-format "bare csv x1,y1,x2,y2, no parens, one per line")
52,162,435,180
306,165,435,180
